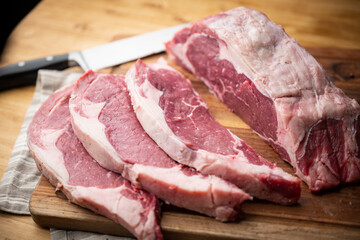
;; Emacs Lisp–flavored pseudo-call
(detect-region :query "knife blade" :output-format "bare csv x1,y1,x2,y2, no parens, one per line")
0,23,189,91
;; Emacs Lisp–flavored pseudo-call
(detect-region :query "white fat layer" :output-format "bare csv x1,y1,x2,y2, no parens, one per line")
168,7,360,188
29,129,69,182
69,99,124,171
342,117,360,182
132,164,243,195
149,57,176,71
168,36,196,73
204,8,360,159
140,210,157,240
70,71,250,211
135,165,207,191
203,7,318,99
126,64,195,163
126,60,299,185
196,148,298,182
30,132,157,239
61,183,158,240
71,185,147,236
218,37,256,86
131,164,251,219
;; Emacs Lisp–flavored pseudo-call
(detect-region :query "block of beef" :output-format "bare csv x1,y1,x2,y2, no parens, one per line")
165,7,360,191
27,84,162,240
125,58,301,205
69,71,251,222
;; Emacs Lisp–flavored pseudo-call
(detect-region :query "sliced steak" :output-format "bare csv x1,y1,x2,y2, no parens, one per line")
69,71,250,222
125,58,301,205
165,7,360,191
27,84,162,240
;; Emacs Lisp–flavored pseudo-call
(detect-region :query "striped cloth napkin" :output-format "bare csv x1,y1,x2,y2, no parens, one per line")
0,70,133,240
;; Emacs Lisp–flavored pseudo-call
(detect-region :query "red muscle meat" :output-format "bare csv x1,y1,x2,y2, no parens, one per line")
125,58,301,204
166,7,360,191
69,71,250,222
27,84,162,240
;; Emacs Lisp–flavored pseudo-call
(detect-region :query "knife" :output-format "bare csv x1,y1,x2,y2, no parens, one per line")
0,23,189,91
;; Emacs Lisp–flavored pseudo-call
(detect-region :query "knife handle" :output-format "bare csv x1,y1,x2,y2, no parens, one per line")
0,53,71,91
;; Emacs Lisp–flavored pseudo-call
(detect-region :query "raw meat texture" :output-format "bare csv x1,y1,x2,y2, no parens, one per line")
69,71,251,222
125,58,301,205
165,7,360,191
27,84,162,240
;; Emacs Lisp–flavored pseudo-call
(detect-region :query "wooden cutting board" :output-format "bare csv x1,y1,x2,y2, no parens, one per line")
29,47,360,239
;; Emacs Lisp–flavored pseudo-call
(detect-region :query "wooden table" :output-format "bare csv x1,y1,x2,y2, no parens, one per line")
0,0,359,239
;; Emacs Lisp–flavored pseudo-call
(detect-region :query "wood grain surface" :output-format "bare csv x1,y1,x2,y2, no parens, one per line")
31,174,360,240
29,47,360,239
1,0,360,239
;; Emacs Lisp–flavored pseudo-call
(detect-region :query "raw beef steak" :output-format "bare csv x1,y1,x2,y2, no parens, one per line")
27,84,162,240
69,71,250,222
165,7,360,191
125,58,301,205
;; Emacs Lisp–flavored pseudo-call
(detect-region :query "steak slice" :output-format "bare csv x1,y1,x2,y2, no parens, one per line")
69,71,250,222
165,7,360,191
27,84,162,240
125,58,301,205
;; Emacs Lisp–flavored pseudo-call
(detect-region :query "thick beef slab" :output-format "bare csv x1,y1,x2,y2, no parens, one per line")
166,7,360,191
125,58,301,205
69,71,250,222
27,84,162,240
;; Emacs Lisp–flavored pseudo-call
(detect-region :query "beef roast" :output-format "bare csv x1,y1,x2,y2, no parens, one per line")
165,7,360,191
125,58,301,205
69,71,251,222
27,84,162,240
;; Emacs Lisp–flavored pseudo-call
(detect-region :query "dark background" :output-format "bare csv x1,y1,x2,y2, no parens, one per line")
0,0,41,56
